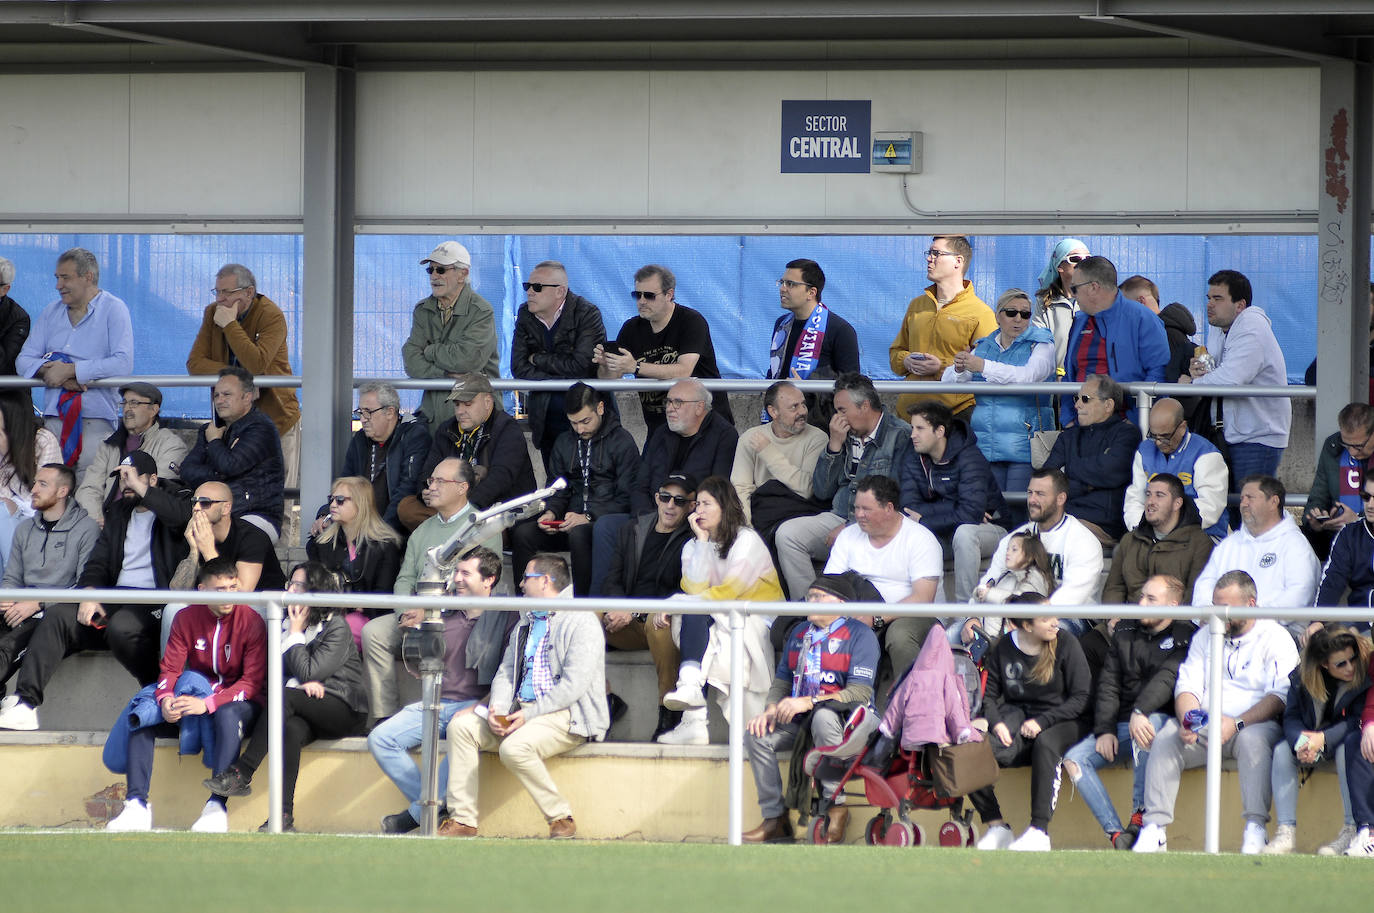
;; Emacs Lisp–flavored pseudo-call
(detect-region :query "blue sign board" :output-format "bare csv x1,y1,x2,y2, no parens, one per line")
780,100,871,174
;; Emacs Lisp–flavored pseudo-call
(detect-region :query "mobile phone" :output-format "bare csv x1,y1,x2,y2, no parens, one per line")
539,518,562,528
967,626,991,665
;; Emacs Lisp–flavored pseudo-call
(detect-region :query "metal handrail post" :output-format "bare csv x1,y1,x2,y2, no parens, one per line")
728,608,745,847
1135,388,1153,433
266,599,284,835
1204,611,1225,854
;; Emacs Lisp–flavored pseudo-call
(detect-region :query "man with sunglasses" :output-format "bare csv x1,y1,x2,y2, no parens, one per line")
362,458,503,725
187,263,302,488
511,260,607,472
402,241,499,435
602,472,696,738
1058,256,1170,427
165,480,286,596
0,452,186,732
1315,466,1374,612
594,263,732,432
1123,397,1229,541
74,381,188,527
889,235,996,423
1302,402,1374,561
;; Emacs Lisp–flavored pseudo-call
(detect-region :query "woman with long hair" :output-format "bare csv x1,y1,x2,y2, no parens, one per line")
307,476,403,647
972,597,1091,852
1266,624,1371,855
203,561,368,832
656,476,783,745
0,396,60,514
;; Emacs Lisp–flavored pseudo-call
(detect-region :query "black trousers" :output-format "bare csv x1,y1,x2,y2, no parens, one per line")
510,518,594,596
16,602,160,707
968,717,1086,831
238,687,365,815
0,615,42,696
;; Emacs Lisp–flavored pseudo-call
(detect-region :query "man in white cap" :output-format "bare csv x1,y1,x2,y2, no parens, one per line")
402,241,499,434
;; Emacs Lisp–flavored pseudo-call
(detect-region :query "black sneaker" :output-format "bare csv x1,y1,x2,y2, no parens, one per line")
606,692,629,726
653,707,683,740
203,765,252,798
381,810,420,834
258,813,295,833
1111,830,1135,850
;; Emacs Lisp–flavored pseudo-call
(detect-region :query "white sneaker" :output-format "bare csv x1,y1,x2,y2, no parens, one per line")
1345,827,1374,857
1008,826,1051,852
662,666,707,711
1132,822,1167,853
0,694,18,711
976,823,1013,850
0,698,38,731
190,800,229,833
107,798,152,832
655,710,708,745
1319,824,1357,856
1262,823,1296,855
1240,821,1268,855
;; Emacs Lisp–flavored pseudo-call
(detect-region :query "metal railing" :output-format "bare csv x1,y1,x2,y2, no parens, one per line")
1,584,1359,852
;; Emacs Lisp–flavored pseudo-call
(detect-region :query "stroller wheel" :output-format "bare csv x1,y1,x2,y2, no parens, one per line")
883,821,915,847
939,820,969,847
909,823,927,846
964,822,979,847
809,817,829,846
864,814,888,846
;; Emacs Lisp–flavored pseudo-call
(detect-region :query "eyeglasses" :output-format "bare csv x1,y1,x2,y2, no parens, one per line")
353,405,390,420
656,491,695,507
212,286,250,298
1074,393,1102,404
426,476,463,487
1146,422,1184,444
118,399,155,409
776,279,811,290
1361,490,1374,502
522,282,563,293
924,249,958,260
328,495,352,506
192,497,228,508
999,308,1032,319
664,397,706,409
426,265,464,275
631,290,664,301
1069,281,1096,296
1060,254,1089,265
286,580,309,593
1341,428,1374,451
523,572,547,581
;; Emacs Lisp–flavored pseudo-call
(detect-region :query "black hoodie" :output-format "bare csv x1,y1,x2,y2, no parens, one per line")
543,408,642,519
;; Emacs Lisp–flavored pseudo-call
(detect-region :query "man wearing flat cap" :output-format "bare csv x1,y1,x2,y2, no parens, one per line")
398,373,536,531
75,381,188,528
742,572,880,844
402,241,500,435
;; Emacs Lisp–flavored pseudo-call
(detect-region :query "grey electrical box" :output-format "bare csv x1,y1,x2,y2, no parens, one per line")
871,131,923,173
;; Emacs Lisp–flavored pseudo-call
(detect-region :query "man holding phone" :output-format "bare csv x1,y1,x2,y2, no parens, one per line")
887,235,997,424
1303,402,1374,561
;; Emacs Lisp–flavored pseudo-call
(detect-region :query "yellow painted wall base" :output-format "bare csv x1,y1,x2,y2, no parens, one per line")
0,736,1348,851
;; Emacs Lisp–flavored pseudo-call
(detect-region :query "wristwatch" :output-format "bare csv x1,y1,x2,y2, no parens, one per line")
1235,719,1246,732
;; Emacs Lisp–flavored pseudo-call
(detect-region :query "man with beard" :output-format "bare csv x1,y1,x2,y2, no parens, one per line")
731,380,828,523
0,463,100,728
1134,571,1298,855
74,382,188,525
1103,473,1215,605
0,452,187,731
632,378,738,517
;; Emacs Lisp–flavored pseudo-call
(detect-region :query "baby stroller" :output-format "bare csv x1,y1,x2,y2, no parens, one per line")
803,623,988,846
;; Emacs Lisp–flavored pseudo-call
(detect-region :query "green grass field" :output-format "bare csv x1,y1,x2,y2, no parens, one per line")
8,831,1374,913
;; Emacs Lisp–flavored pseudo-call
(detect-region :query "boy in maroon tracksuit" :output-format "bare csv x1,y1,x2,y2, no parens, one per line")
106,557,266,832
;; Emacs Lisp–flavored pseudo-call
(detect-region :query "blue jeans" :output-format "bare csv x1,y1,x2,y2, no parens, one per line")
126,700,259,804
1272,737,1352,828
989,461,1032,528
367,698,475,822
1063,713,1168,836
1226,442,1283,526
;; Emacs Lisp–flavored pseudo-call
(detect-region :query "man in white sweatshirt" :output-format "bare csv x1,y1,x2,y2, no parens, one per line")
976,467,1104,635
1134,570,1298,855
1191,475,1319,640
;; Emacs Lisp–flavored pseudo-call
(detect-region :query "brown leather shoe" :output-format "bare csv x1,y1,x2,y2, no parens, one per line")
742,815,795,844
437,819,477,838
549,816,577,839
826,807,850,844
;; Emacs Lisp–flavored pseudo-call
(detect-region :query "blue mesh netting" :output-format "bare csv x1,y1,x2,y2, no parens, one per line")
0,232,1345,419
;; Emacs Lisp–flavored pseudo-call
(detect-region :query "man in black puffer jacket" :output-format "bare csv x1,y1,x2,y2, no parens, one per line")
399,374,537,530
511,384,641,596
510,261,607,472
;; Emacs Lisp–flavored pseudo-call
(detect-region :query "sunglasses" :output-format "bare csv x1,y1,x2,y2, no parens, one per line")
426,265,462,275
1074,393,1101,404
1000,308,1032,319
1331,656,1356,670
522,282,563,293
328,495,351,506
1061,254,1088,265
656,491,694,506
1361,491,1374,502
192,497,228,508
631,290,664,301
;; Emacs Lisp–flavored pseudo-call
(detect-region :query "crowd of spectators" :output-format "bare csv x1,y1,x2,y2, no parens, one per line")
1,238,1372,854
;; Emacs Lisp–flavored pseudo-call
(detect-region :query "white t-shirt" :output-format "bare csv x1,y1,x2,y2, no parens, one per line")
824,516,943,602
114,508,157,590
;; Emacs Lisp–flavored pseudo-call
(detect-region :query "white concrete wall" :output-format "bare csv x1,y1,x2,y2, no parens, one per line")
355,66,1320,220
0,72,303,217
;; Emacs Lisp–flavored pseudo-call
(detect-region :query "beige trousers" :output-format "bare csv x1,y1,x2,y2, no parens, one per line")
445,704,584,827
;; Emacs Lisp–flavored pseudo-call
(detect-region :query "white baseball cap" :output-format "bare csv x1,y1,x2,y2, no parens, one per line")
420,241,471,268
